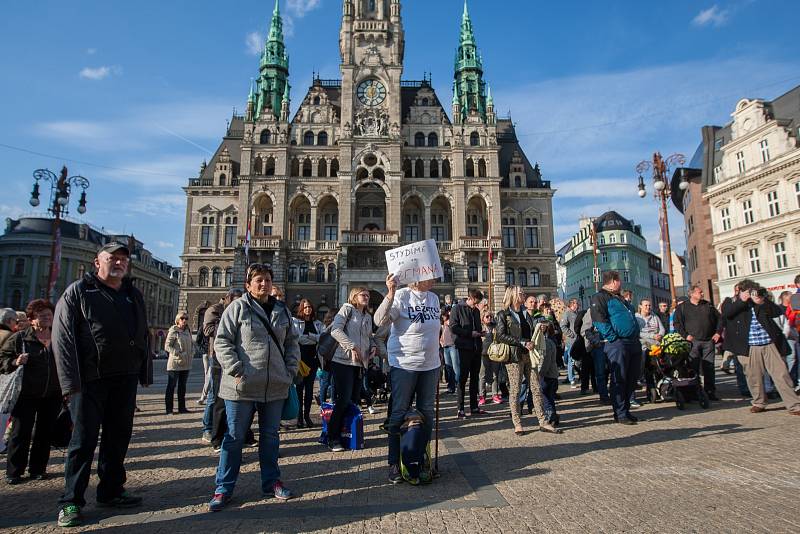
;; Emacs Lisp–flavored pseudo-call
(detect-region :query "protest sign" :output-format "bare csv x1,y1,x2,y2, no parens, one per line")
385,239,443,285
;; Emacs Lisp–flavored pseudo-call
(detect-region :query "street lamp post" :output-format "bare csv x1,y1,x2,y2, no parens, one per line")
635,152,687,310
29,166,90,301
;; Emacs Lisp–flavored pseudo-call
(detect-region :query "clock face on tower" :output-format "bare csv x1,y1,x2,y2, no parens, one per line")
357,79,387,107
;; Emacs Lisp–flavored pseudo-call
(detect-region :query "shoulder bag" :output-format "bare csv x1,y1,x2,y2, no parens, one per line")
317,307,352,368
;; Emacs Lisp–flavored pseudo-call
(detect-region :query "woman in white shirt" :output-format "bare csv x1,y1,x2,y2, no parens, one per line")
374,274,441,484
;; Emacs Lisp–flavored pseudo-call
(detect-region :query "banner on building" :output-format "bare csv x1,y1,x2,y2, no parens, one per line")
385,239,443,286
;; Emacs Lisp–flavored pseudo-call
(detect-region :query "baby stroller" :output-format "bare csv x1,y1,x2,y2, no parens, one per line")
646,334,710,410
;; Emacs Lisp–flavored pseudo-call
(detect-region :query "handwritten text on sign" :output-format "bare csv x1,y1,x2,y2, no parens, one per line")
385,239,443,285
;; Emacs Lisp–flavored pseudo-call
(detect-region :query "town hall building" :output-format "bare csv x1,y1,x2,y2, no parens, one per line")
179,0,556,324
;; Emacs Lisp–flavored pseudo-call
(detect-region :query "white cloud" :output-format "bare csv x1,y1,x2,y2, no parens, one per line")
286,0,321,18
156,241,175,248
245,31,263,55
86,48,97,55
692,5,729,27
79,65,121,80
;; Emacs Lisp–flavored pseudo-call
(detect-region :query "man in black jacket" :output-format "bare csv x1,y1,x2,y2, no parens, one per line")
719,284,751,398
722,279,800,415
52,242,148,527
450,289,484,418
673,286,722,400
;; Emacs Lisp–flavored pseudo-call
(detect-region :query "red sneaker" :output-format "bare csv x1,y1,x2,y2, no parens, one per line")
477,396,486,406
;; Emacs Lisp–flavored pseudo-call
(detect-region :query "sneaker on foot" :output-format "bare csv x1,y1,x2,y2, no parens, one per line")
388,464,403,484
267,480,295,500
208,493,230,512
477,396,486,406
629,399,641,408
492,394,503,404
57,504,82,527
329,441,345,452
97,491,142,508
368,406,377,415
456,410,466,419
570,381,580,389
201,431,212,444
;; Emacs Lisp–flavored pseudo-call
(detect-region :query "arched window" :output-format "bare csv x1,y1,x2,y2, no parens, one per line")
303,131,315,146
403,159,412,178
415,132,426,147
328,263,336,282
482,263,489,282
287,264,296,282
372,167,385,180
470,131,480,146
430,159,439,178
530,268,541,287
302,157,313,177
514,176,522,187
13,258,25,276
318,159,327,177
356,167,369,181
428,133,438,147
330,158,339,177
316,263,325,283
317,131,328,146
211,267,222,287
442,159,451,178
224,268,233,287
518,268,527,287
466,158,475,177
299,263,309,283
313,96,321,105
505,268,515,286
253,156,263,175
199,268,209,287
444,263,453,283
478,159,487,178
421,97,429,106
468,262,478,283
290,157,300,176
265,156,275,176
218,173,226,186
260,130,270,144
415,158,424,178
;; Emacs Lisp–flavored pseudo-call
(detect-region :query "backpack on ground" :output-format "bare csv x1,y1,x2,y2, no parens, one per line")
399,409,433,485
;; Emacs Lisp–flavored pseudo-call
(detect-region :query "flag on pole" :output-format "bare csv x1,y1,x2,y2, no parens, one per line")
244,219,252,265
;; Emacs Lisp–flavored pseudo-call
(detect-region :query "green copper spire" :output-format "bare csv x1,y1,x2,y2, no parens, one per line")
486,85,493,107
453,0,487,121
254,0,290,120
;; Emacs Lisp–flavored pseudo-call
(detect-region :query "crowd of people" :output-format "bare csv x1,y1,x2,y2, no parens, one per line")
1,239,799,527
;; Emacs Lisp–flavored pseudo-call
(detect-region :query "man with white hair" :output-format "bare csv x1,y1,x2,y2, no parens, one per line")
0,308,17,346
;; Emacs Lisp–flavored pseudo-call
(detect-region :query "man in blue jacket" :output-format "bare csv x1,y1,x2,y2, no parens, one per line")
591,271,641,425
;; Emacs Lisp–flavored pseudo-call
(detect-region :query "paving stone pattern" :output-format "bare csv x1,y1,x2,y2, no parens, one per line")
1,359,799,533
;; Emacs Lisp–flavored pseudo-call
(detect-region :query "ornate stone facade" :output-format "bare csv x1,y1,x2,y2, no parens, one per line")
179,0,556,324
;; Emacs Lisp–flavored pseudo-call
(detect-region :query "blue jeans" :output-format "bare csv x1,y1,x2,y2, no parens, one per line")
604,339,641,419
387,366,439,466
215,398,283,495
539,376,559,423
442,346,459,392
787,340,798,386
565,343,576,383
319,370,334,404
202,367,219,433
591,346,609,399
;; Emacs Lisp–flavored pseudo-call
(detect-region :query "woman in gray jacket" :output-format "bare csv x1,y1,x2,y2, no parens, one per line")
327,287,375,452
291,300,324,428
164,311,193,414
207,264,300,511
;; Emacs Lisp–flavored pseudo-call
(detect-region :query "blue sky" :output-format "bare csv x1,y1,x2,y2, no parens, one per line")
1,0,799,266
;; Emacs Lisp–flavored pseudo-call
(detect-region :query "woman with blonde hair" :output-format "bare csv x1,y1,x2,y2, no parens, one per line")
494,286,560,435
164,311,194,414
328,287,375,452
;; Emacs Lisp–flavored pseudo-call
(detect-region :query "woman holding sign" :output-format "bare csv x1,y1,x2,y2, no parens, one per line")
494,286,561,436
374,273,441,484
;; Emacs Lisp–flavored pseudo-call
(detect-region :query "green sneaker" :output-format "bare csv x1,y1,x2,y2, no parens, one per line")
57,504,82,528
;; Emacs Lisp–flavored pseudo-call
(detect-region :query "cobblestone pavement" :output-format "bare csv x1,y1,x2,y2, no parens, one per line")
2,358,799,533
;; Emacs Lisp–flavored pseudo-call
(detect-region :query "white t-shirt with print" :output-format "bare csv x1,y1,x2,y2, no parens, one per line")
385,288,441,372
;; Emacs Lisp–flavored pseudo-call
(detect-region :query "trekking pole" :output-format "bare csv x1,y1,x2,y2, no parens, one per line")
434,369,440,473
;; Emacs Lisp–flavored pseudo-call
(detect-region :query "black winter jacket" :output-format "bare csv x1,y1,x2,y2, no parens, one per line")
450,303,482,352
721,297,790,357
494,308,536,364
52,273,149,395
0,328,61,399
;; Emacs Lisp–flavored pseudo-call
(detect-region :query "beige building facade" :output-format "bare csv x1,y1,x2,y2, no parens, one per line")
179,0,556,325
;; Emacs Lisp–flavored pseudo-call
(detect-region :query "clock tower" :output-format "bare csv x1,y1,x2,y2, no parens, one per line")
340,0,404,134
